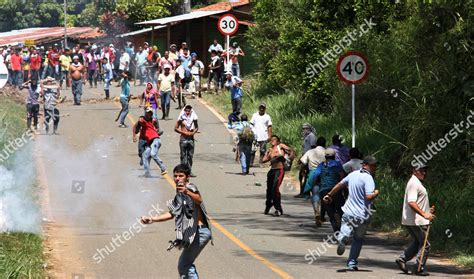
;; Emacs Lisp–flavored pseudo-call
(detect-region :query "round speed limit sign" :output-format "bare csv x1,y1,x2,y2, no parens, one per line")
336,51,369,84
218,14,239,36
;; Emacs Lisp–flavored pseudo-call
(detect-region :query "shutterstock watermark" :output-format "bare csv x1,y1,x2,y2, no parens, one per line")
92,202,165,264
304,205,376,264
306,17,376,78
411,109,474,169
0,111,34,164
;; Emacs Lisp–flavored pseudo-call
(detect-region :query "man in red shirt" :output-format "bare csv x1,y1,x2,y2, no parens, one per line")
48,45,60,80
10,48,23,88
29,48,42,81
133,107,167,177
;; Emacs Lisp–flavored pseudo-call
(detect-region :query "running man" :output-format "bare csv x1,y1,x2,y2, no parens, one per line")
69,55,86,106
262,135,294,216
396,164,434,276
224,71,243,128
175,105,198,177
322,156,380,271
133,106,167,177
140,164,212,278
296,123,317,198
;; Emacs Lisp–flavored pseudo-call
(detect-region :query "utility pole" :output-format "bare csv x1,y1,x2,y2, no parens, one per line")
64,0,67,48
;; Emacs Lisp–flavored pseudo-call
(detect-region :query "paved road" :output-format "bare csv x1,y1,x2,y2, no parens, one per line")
35,83,470,278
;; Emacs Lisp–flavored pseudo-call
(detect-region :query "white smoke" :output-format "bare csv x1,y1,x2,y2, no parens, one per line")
0,142,41,233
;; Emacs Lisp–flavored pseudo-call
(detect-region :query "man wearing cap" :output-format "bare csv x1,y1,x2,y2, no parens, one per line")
189,52,204,98
250,103,273,167
306,148,345,230
69,55,85,105
133,106,167,177
323,155,380,271
295,123,317,198
175,104,199,177
395,164,434,276
157,64,176,120
224,71,243,128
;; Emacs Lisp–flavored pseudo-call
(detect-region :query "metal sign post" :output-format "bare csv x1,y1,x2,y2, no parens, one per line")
218,14,239,72
336,51,369,147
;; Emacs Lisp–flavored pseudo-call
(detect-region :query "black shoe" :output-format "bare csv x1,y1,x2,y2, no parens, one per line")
337,237,347,255
395,259,408,274
414,270,429,276
264,207,271,215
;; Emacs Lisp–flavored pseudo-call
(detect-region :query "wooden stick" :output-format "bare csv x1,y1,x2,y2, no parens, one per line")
417,224,431,273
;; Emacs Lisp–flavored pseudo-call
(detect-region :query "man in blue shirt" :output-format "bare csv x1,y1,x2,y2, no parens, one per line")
306,148,345,231
224,71,243,128
117,71,131,128
323,156,380,271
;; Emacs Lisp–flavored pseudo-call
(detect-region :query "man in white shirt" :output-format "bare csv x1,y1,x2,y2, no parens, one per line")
117,49,130,86
189,52,204,98
208,39,223,53
250,103,272,167
174,105,199,177
396,164,434,276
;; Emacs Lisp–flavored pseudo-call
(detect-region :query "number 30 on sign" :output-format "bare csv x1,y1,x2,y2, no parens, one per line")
336,51,369,84
218,14,239,36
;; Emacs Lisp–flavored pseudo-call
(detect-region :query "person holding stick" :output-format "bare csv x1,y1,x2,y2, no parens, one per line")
396,164,434,276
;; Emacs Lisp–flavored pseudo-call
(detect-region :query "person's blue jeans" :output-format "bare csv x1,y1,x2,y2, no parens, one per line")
160,90,171,118
232,63,240,77
72,79,83,105
138,65,146,85
143,138,166,176
238,143,252,173
178,227,211,279
12,70,22,87
118,97,129,125
337,213,371,267
41,65,49,79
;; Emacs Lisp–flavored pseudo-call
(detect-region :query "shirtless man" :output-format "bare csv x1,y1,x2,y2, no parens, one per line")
68,55,86,105
140,164,212,278
262,135,295,216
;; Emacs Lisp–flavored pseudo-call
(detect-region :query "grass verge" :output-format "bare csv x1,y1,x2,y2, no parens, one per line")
0,96,46,278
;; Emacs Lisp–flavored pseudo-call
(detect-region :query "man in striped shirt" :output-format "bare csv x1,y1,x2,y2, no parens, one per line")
141,164,212,278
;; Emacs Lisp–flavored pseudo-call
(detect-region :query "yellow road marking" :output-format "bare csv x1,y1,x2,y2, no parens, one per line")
116,102,294,279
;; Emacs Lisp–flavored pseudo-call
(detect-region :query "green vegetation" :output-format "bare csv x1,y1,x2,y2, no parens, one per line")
240,0,473,267
0,97,46,278
0,233,45,278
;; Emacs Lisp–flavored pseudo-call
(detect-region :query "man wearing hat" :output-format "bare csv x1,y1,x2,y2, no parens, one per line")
69,55,85,105
396,164,434,276
189,52,204,98
323,155,380,271
250,103,272,167
306,148,345,230
157,64,176,120
224,71,243,128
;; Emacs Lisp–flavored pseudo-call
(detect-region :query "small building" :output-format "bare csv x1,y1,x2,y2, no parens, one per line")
0,27,105,48
116,0,257,76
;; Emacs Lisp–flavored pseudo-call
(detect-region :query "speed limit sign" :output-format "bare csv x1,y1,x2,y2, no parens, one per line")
336,51,369,84
218,14,239,36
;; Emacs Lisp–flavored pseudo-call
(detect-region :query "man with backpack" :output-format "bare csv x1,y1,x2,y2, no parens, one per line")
234,114,254,175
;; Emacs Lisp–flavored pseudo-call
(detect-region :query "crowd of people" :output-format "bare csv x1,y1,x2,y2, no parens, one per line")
1,38,435,277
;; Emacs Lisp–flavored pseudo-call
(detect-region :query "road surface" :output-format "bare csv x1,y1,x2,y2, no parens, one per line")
35,83,470,278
